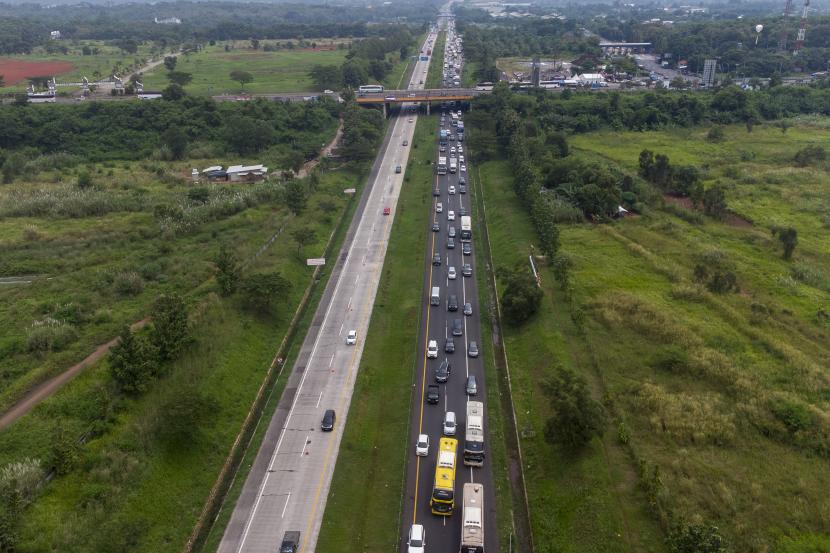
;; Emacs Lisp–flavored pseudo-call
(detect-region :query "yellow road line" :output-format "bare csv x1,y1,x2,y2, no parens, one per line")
412,171,439,523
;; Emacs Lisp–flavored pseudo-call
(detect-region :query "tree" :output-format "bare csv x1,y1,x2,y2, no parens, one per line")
162,83,185,101
670,76,687,90
0,75,4,88
542,365,605,451
229,70,254,90
150,294,189,363
309,64,342,91
76,170,93,189
250,39,260,50
499,264,543,325
108,326,156,395
214,243,240,296
222,116,273,154
163,56,177,71
703,184,728,219
291,227,317,259
772,226,798,260
155,381,216,446
239,272,292,314
285,179,308,215
166,71,192,87
667,523,728,553
162,126,188,160
47,425,81,476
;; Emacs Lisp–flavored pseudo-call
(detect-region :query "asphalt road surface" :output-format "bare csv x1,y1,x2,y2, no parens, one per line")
400,17,498,553
216,32,437,553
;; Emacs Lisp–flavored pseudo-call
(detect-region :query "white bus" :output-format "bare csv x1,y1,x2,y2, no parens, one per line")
357,85,384,94
438,156,448,175
475,82,494,91
463,400,484,466
460,483,484,553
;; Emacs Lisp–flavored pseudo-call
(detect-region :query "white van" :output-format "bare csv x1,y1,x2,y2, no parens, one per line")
427,340,438,358
430,286,440,306
443,411,457,436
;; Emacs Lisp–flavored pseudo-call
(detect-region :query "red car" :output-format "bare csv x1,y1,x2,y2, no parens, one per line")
383,207,391,215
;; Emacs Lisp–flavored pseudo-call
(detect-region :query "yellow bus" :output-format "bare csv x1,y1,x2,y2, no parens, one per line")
430,437,458,515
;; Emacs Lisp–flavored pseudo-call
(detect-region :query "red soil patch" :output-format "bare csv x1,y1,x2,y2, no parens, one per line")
0,58,75,85
663,194,752,228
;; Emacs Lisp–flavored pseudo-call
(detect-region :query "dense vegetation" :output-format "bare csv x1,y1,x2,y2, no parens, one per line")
0,95,341,165
469,77,830,551
0,91,384,551
0,1,438,54
308,26,417,90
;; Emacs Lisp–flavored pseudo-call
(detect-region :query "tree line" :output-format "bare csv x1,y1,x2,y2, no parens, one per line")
308,27,416,91
0,1,440,54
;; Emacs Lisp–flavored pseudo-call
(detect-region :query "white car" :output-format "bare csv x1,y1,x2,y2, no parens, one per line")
427,340,438,358
448,185,456,195
460,164,467,173
436,202,443,213
447,210,456,221
457,146,464,153
448,266,457,280
346,330,357,345
459,155,465,163
415,434,430,456
443,411,457,436
408,524,426,553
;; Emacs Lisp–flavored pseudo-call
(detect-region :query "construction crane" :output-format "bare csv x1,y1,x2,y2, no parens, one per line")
777,0,793,51
793,0,809,54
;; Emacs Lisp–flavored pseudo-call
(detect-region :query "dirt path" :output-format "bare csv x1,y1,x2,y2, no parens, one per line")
0,318,150,431
294,119,343,179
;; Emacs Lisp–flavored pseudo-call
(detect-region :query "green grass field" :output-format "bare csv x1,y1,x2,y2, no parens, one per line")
316,114,434,551
426,31,446,89
0,40,158,93
477,120,830,552
0,159,368,551
141,41,349,95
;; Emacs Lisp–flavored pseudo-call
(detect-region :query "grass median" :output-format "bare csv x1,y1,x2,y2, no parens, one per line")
425,31,445,89
317,114,436,551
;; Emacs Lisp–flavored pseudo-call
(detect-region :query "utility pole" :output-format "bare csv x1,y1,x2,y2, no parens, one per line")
794,0,809,55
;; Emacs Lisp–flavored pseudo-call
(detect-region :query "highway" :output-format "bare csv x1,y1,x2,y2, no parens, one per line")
400,16,499,553
216,31,437,553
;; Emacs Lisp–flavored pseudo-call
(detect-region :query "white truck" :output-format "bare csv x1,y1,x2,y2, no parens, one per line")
449,157,458,174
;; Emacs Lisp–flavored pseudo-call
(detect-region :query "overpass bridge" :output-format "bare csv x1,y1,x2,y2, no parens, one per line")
356,88,485,115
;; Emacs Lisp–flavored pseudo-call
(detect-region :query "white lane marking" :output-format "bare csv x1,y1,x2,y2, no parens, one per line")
236,133,380,548
329,356,335,368
355,274,359,284
301,434,311,457
347,297,352,310
282,493,291,518
316,392,323,409
339,323,344,336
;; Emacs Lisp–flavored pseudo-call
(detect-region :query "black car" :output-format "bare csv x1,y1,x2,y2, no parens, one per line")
452,318,463,337
462,242,472,256
444,338,455,353
447,237,455,249
448,294,458,311
433,187,441,197
321,409,336,431
459,176,467,186
432,222,440,232
462,263,472,277
432,253,441,266
459,207,468,216
459,184,466,194
426,384,440,404
435,358,451,382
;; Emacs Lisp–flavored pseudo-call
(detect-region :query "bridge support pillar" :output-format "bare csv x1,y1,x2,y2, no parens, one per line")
383,103,387,118
426,102,430,115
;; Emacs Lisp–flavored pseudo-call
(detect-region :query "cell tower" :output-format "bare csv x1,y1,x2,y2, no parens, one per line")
777,0,793,51
793,0,809,54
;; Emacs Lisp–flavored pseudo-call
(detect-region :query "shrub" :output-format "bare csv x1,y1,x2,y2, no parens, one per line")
793,145,826,167
706,126,725,142
25,317,78,352
0,458,44,502
771,398,815,433
667,523,728,553
22,225,41,241
113,271,144,296
791,262,829,291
